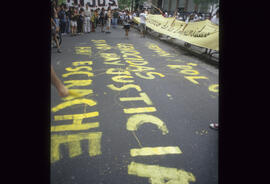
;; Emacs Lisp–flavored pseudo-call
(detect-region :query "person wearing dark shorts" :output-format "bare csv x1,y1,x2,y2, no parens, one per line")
123,10,131,38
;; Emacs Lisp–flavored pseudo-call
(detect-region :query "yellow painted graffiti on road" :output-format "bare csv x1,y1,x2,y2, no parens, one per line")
147,43,173,57
91,40,195,183
51,132,102,163
128,162,196,184
126,114,169,135
167,63,218,95
130,146,182,157
51,111,99,132
75,47,92,56
208,84,219,93
51,59,102,163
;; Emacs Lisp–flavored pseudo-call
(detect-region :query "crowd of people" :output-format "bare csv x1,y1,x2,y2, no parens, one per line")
51,0,219,54
51,2,141,53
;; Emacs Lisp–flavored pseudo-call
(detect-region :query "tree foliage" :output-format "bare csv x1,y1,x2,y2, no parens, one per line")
118,0,147,10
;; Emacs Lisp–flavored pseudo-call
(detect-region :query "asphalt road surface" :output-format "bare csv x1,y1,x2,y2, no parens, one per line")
51,25,218,184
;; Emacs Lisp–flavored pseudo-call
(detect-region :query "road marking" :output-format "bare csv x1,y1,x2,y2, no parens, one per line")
51,132,102,163
64,80,92,89
107,84,142,92
75,47,92,55
52,99,97,112
111,75,134,83
126,114,168,135
130,146,182,157
208,84,219,93
120,92,153,105
123,107,157,114
128,162,196,184
147,43,173,57
62,71,94,78
65,66,93,72
184,76,209,85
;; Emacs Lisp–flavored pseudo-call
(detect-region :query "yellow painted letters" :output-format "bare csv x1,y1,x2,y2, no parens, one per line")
120,92,153,105
126,114,169,135
128,162,196,184
130,146,182,157
51,132,102,163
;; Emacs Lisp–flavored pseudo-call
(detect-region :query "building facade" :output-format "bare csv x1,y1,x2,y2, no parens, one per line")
157,0,216,14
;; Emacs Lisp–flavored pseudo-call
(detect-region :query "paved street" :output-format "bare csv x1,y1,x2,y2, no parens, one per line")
51,25,218,184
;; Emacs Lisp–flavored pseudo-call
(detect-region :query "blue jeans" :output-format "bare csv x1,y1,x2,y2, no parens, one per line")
112,18,118,27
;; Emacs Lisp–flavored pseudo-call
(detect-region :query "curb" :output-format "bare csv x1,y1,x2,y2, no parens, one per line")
131,24,219,68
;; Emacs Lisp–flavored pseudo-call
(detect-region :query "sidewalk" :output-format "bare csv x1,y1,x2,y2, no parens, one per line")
132,23,219,67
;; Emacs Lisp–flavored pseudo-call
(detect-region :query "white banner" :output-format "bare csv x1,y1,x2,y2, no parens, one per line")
66,0,118,9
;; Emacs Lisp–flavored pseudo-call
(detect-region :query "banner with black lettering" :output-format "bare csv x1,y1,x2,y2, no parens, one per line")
66,0,118,9
134,15,219,51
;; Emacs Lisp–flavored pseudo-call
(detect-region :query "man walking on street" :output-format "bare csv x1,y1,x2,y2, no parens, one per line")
139,9,147,37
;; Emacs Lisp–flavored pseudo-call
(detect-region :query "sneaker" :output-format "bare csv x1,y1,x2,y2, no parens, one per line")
57,49,62,53
209,123,218,130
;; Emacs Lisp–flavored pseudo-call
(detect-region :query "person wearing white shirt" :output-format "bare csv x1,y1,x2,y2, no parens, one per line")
211,10,219,25
84,4,91,33
139,9,147,37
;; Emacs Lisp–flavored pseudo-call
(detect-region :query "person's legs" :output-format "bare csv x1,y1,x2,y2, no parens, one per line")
70,21,74,35
84,17,88,33
88,17,91,33
74,22,77,35
53,33,61,53
51,66,69,97
115,18,118,26
66,19,70,34
112,18,116,28
106,19,111,32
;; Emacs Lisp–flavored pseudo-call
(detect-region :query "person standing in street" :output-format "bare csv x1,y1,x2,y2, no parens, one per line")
211,10,219,25
52,1,60,35
51,17,61,53
123,10,131,38
84,3,91,33
139,9,147,38
77,8,84,35
59,4,67,35
91,9,96,32
65,6,71,34
112,9,119,28
105,6,112,33
70,7,77,36
99,8,105,32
